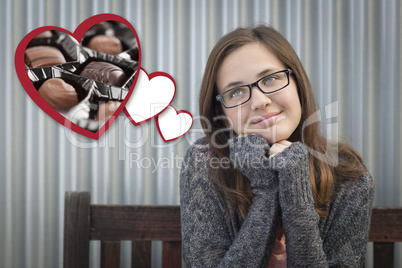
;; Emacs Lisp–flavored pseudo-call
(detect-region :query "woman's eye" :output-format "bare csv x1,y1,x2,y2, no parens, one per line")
230,89,243,98
263,76,277,85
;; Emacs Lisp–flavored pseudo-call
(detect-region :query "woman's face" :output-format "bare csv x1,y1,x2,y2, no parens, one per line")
216,42,302,144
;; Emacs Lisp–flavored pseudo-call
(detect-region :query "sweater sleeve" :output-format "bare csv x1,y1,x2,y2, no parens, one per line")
269,142,374,267
180,137,281,268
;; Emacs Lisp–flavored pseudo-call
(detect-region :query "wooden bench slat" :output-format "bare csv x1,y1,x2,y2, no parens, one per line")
63,191,91,268
101,241,121,268
369,207,402,242
90,205,181,241
162,241,182,268
374,242,394,268
132,241,152,268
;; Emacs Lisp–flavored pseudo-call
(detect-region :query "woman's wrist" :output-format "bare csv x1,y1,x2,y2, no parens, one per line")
228,134,278,190
269,142,316,209
268,141,309,171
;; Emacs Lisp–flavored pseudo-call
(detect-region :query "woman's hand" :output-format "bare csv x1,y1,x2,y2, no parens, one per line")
235,134,292,159
269,140,292,158
228,134,278,191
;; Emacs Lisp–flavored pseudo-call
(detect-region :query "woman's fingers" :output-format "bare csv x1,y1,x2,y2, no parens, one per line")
277,140,292,146
269,140,292,158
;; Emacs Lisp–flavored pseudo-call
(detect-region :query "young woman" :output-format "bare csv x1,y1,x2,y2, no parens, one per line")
180,25,374,267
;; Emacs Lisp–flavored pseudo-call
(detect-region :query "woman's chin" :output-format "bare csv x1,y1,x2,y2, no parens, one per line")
259,131,291,145
235,127,293,144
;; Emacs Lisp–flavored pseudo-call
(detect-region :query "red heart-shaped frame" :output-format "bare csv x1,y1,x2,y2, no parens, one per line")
15,13,141,140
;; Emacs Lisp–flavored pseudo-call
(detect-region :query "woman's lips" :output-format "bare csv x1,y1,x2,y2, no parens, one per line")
253,111,282,126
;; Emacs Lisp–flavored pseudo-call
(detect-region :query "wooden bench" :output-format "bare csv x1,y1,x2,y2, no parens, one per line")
63,191,181,268
369,207,402,267
63,191,402,268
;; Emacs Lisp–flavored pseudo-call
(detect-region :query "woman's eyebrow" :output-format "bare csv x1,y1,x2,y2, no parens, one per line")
222,68,277,91
222,81,244,91
257,68,276,77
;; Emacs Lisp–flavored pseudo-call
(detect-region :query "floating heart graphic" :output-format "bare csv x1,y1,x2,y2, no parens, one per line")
15,14,141,140
124,68,176,126
155,105,193,142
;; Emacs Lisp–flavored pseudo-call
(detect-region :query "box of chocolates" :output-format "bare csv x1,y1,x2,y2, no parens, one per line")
24,21,139,133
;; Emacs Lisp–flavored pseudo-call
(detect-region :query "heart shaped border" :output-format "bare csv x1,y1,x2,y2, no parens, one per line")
14,13,141,140
123,68,176,126
155,105,193,142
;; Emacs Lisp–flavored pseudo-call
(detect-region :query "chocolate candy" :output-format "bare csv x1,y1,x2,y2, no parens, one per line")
81,21,138,61
96,101,121,122
79,61,127,87
35,31,53,38
87,35,123,55
38,78,79,109
25,46,66,68
25,24,138,133
90,21,114,31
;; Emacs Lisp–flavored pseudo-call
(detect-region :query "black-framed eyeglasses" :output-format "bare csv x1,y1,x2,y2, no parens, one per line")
216,69,293,108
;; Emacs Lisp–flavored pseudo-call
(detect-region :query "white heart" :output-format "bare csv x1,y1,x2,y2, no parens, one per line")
156,106,193,142
124,69,176,125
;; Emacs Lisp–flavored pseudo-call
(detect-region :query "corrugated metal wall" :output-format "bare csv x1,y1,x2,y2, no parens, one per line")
1,0,401,267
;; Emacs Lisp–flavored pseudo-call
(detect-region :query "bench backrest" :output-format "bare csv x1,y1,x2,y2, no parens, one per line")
63,191,402,268
63,191,181,268
369,207,402,268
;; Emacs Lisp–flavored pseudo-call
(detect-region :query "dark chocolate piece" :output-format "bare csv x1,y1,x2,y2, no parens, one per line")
87,35,123,55
35,31,53,38
96,101,121,122
79,61,127,87
91,21,114,31
25,46,66,67
38,78,79,109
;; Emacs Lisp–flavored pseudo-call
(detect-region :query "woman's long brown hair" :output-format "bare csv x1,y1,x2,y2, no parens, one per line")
199,26,366,218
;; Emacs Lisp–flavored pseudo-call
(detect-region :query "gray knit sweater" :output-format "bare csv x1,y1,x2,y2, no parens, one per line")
180,135,374,267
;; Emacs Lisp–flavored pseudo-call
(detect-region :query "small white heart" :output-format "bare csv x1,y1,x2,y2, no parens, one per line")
124,68,176,125
156,105,193,142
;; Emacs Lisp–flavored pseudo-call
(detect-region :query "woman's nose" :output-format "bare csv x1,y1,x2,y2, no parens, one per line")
250,86,271,110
